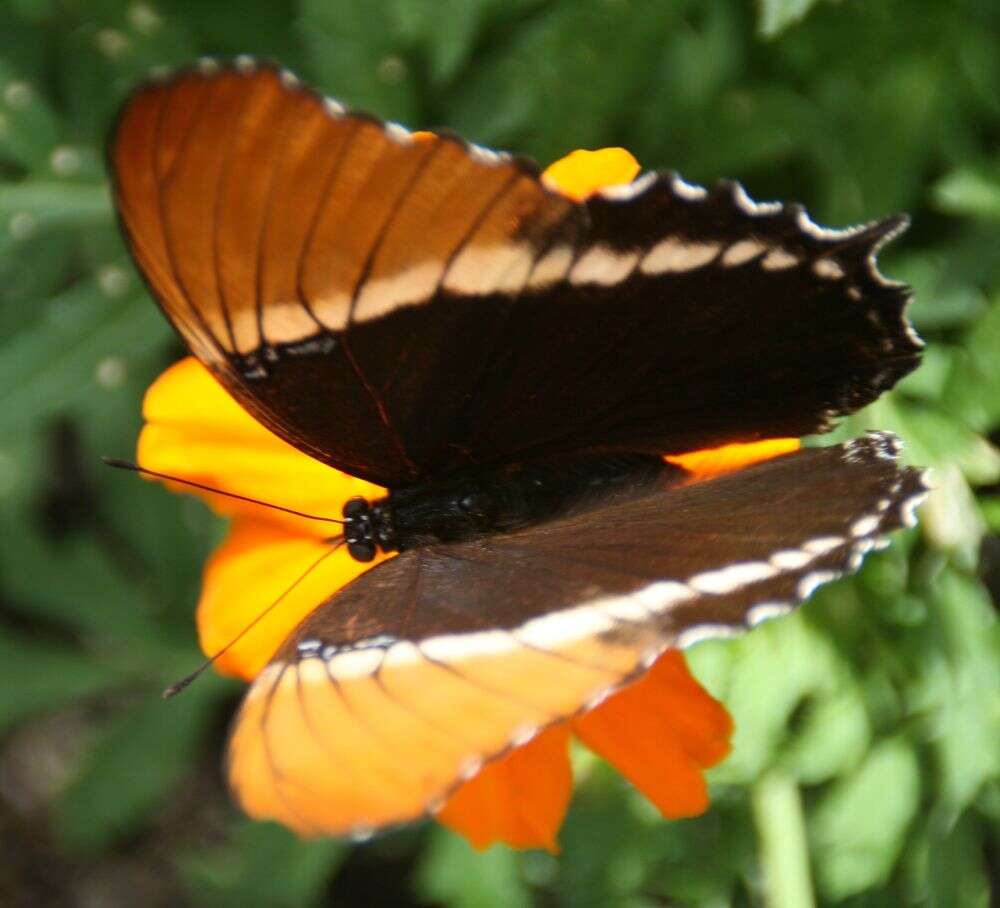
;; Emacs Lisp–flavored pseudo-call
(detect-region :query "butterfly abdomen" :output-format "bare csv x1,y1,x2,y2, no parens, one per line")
343,453,674,561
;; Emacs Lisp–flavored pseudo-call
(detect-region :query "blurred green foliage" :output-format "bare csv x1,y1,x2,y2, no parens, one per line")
0,0,997,905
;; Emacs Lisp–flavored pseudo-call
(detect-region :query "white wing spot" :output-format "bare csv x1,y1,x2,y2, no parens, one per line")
640,239,720,274
323,96,345,116
850,514,881,538
761,248,799,270
469,143,502,165
803,536,844,555
518,608,615,649
721,239,767,267
600,596,653,623
419,631,511,662
569,245,639,286
677,624,741,649
814,258,845,280
444,243,534,296
384,121,412,144
770,548,814,570
796,570,840,600
689,561,778,595
353,260,443,322
746,602,794,627
326,647,385,679
527,245,574,290
635,581,697,612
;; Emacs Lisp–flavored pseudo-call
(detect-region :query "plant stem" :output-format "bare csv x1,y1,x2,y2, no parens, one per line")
751,770,816,908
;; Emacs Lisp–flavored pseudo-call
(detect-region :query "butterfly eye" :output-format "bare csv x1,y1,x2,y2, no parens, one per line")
342,497,370,520
346,539,376,562
343,497,377,561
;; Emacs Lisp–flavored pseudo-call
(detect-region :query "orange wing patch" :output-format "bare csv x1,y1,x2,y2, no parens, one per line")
666,437,800,482
227,629,651,836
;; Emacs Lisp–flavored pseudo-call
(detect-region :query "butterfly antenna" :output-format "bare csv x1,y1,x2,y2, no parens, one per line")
162,537,345,699
102,457,345,525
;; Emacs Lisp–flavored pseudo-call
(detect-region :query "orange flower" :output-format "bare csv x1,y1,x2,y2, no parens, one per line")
139,148,795,851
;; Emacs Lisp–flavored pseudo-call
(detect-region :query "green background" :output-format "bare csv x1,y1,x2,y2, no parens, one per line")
0,0,997,905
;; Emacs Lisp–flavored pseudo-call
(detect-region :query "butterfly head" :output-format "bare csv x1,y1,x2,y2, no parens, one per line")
342,496,395,562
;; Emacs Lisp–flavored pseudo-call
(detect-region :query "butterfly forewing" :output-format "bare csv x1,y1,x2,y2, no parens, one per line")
110,61,921,487
226,434,928,836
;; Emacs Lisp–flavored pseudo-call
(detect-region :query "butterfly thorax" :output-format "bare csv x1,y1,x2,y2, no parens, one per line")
341,453,673,562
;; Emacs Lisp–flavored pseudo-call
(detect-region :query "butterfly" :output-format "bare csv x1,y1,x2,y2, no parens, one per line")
108,57,927,838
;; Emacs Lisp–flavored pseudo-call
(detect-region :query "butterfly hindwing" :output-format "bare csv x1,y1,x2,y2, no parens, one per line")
110,61,921,487
226,434,928,836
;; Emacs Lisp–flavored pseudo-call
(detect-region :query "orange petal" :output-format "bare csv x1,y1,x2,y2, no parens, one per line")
436,725,573,852
666,438,801,483
198,518,389,681
138,357,383,536
542,148,641,201
572,650,732,819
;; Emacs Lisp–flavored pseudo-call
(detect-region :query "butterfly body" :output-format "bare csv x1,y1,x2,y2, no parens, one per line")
345,452,674,561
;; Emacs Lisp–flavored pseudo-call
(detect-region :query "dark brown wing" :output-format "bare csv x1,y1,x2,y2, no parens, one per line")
226,433,928,836
109,59,921,487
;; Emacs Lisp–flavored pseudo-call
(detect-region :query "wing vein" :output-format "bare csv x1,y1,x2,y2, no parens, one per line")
152,77,229,361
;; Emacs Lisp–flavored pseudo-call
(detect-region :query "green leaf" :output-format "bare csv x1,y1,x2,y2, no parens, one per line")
298,0,420,123
980,494,1000,533
0,628,119,733
550,762,656,908
55,674,228,853
641,797,756,907
918,463,985,565
179,820,344,908
0,506,158,644
903,812,993,908
444,0,690,164
920,570,1000,816
694,611,861,785
894,252,987,331
416,826,532,908
809,738,921,900
392,0,509,87
942,293,1000,433
757,0,827,38
0,281,169,436
779,687,870,786
0,179,112,230
900,408,1000,486
933,164,1000,221
0,59,61,167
